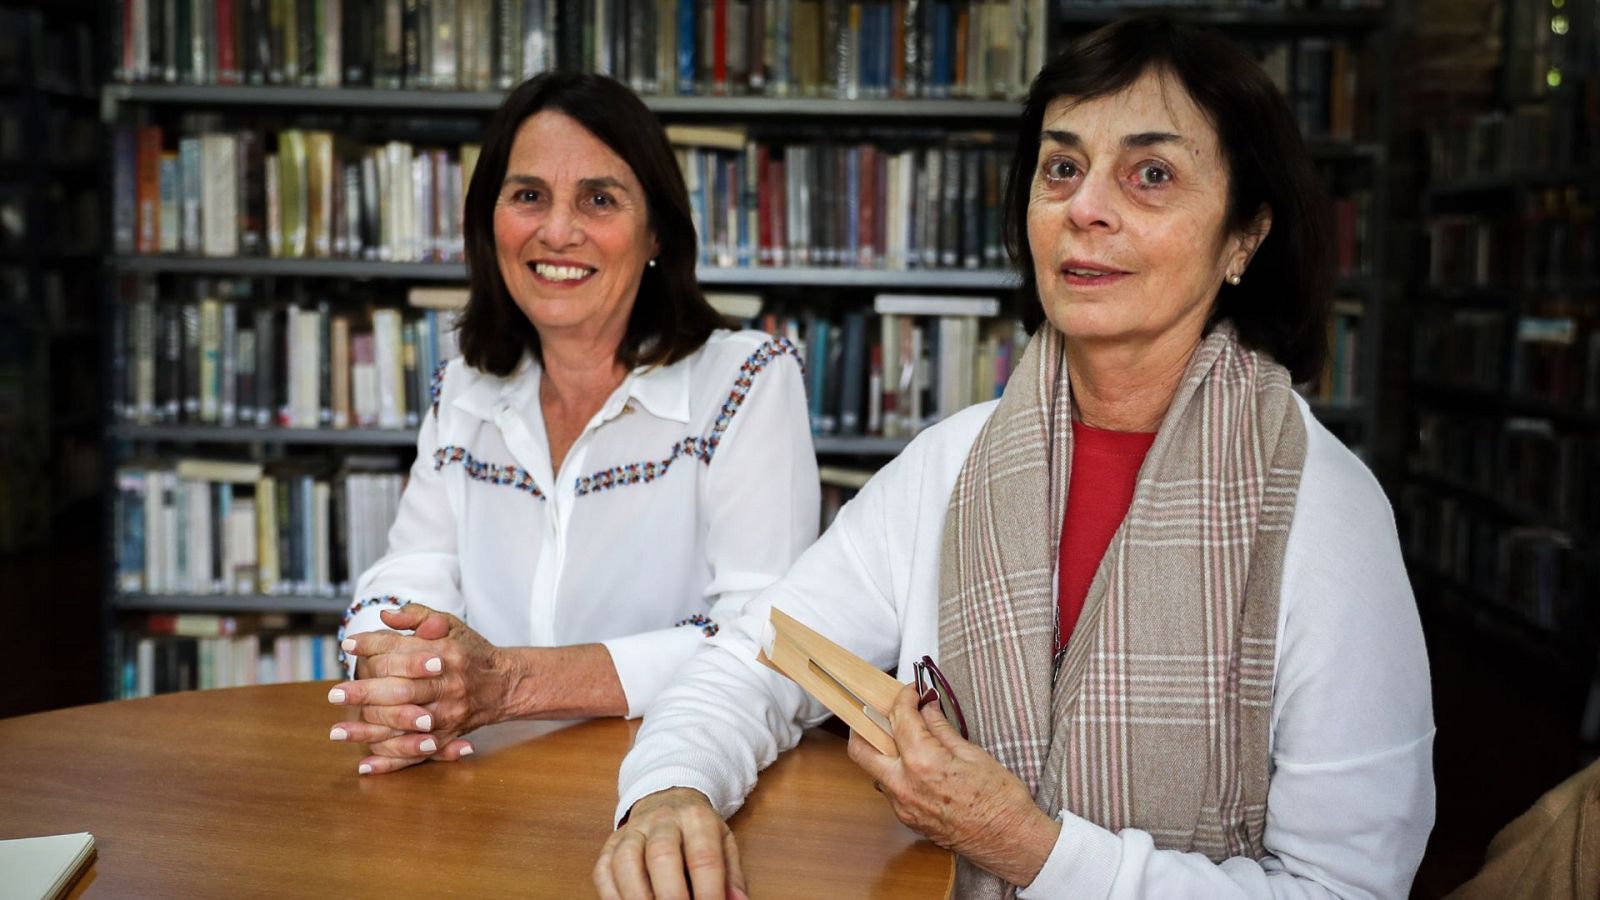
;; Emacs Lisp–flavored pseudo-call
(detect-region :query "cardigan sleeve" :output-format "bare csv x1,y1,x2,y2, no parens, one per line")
600,340,821,717
613,420,921,823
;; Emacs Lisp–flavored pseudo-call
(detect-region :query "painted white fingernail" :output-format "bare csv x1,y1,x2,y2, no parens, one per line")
329,726,348,741
358,763,373,775
419,737,438,753
327,688,347,704
416,714,433,731
424,656,442,674
459,745,475,757
340,638,357,653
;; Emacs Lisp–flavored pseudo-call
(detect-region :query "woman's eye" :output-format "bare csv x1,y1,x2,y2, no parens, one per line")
588,192,614,208
513,189,541,203
1135,164,1172,187
1043,158,1077,181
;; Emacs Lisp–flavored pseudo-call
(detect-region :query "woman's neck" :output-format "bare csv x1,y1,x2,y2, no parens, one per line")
538,335,629,414
1064,330,1201,433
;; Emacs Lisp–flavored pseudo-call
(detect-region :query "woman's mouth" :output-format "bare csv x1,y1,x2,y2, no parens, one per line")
529,262,597,284
1059,262,1129,287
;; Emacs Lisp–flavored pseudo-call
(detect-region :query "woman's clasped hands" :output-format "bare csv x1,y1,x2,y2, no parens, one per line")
328,602,518,775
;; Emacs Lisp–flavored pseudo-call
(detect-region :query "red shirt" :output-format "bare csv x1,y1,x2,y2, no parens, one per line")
1056,420,1157,652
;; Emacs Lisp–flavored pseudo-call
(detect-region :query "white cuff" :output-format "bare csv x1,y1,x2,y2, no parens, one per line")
613,768,727,829
338,596,408,679
1017,811,1122,899
601,625,713,718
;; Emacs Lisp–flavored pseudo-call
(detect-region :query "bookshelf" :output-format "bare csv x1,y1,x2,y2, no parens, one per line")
1402,0,1599,740
0,6,100,553
99,0,1052,699
101,0,1399,700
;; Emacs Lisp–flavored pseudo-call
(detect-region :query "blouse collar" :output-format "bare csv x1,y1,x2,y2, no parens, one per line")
451,351,693,426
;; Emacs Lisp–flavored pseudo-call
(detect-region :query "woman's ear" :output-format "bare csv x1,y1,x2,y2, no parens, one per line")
1235,203,1273,270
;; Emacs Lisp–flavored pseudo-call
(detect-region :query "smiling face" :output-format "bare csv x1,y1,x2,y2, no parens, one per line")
1026,68,1267,354
493,111,659,349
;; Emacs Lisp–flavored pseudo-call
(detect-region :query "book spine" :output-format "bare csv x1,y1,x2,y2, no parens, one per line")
181,300,201,421
220,300,238,426
199,297,221,423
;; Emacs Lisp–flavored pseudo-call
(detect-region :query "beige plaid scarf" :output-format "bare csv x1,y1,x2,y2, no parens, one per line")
936,322,1307,897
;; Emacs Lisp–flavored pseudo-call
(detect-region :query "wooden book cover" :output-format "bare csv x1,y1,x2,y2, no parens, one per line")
757,607,902,756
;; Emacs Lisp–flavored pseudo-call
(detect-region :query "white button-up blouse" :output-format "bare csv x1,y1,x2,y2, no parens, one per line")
340,329,820,716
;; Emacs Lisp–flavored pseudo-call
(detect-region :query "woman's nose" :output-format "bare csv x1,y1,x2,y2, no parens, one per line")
1065,170,1121,233
536,204,582,248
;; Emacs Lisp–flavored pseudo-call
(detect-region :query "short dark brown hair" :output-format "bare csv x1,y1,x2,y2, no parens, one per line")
1004,13,1334,383
458,72,722,376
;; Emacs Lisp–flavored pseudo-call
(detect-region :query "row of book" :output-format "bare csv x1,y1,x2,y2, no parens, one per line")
1059,0,1381,7
111,0,1048,100
1413,310,1503,392
0,103,98,169
1401,487,1593,636
113,125,481,263
1304,303,1362,407
114,619,345,699
672,129,1009,271
1414,310,1600,411
1251,38,1374,143
734,294,1027,438
1509,315,1600,410
114,279,463,430
1411,412,1599,537
0,10,94,95
1516,188,1600,291
1429,101,1600,182
113,119,1387,273
1427,195,1600,292
114,458,405,597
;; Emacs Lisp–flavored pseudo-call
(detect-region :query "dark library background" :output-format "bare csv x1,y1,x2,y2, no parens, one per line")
1,0,1596,895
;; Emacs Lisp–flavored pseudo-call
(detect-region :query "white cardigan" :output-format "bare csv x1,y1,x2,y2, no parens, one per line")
616,396,1436,899
341,329,820,717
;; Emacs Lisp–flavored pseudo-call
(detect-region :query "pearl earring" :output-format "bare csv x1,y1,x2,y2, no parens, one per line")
1227,273,1242,286
648,258,658,268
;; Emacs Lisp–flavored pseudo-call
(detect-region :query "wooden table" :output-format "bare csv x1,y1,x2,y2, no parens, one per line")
0,682,952,898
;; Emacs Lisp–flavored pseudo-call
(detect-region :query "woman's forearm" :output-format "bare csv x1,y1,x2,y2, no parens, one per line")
496,643,629,720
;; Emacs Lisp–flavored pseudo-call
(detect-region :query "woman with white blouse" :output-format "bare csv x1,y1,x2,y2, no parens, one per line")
325,72,818,774
597,15,1433,900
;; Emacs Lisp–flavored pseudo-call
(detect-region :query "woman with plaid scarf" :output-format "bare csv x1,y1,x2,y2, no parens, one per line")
598,15,1433,900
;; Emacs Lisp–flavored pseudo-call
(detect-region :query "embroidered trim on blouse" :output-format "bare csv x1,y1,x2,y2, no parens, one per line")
675,614,719,639
337,595,408,666
434,445,547,500
573,337,801,497
430,360,449,418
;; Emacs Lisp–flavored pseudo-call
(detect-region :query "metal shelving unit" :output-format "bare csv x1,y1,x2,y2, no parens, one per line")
104,84,1024,120
110,255,1023,289
112,593,349,614
110,423,912,457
